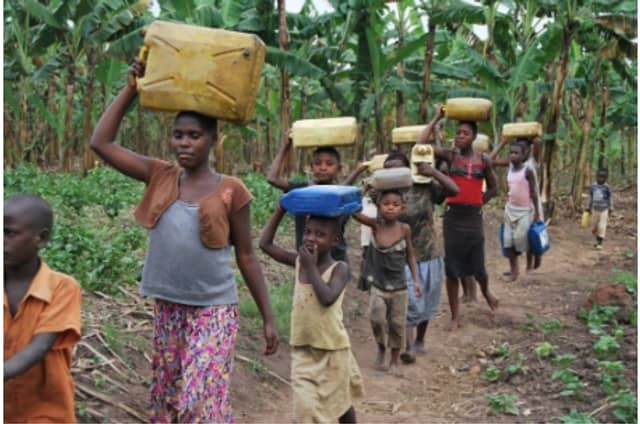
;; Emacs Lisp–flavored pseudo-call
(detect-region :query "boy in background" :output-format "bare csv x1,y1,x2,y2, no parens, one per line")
589,168,613,249
4,194,82,423
267,134,354,262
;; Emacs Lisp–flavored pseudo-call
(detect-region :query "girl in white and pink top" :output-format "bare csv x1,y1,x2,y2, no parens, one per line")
503,140,541,281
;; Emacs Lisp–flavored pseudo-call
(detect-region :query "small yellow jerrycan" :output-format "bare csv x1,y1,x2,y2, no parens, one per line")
411,144,434,184
363,154,388,172
137,20,266,124
581,211,591,227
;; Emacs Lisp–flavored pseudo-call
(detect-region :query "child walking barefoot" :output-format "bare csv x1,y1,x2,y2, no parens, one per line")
380,152,459,362
260,204,364,423
354,189,422,374
418,104,499,331
90,58,278,423
503,140,541,281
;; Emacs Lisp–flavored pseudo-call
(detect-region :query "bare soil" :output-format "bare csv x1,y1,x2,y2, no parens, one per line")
74,187,637,423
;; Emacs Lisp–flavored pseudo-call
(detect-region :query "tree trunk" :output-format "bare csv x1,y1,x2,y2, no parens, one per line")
45,82,58,166
278,0,293,176
63,66,76,172
17,77,27,164
628,126,635,176
395,20,405,128
572,93,595,211
4,102,14,168
619,128,625,177
82,52,97,173
419,23,436,123
597,72,608,169
541,27,571,220
374,96,385,153
264,79,273,163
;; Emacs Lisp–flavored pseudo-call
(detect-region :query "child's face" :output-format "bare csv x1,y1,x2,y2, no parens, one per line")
302,218,338,255
171,116,214,168
311,152,340,184
4,206,46,268
596,171,607,184
454,124,475,150
378,192,404,221
509,144,525,166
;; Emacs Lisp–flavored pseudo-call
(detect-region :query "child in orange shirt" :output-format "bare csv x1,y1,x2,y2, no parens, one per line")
4,194,82,423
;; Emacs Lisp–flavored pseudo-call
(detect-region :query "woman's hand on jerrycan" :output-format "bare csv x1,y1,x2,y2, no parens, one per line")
127,58,146,89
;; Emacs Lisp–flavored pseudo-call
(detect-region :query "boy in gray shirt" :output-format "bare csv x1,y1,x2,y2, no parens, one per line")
589,168,613,249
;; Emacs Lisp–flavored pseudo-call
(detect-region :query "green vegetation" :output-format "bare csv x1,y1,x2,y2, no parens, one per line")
556,409,598,424
5,166,146,295
238,275,293,341
535,341,557,359
481,365,502,383
486,393,519,416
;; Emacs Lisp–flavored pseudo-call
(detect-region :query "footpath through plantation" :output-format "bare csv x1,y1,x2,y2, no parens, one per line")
5,167,637,423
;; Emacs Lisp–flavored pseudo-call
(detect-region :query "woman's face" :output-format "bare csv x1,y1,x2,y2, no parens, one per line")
170,115,214,168
454,124,475,150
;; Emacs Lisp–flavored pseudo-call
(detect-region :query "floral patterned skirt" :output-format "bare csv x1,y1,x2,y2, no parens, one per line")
150,300,239,423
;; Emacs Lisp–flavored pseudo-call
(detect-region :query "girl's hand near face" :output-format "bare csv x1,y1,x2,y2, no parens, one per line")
299,243,318,270
417,162,435,177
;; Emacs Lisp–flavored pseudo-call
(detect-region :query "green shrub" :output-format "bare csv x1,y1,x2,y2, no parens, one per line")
486,393,519,416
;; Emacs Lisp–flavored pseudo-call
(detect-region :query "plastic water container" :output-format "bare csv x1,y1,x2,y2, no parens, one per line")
581,211,591,227
528,221,550,255
279,185,362,217
370,168,412,191
291,117,357,148
391,125,434,144
137,20,266,124
444,98,492,122
410,144,434,184
472,133,490,153
499,223,508,257
364,154,388,172
502,122,542,138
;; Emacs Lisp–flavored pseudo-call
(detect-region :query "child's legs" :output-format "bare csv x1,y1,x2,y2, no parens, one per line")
506,248,519,279
445,277,460,324
595,209,609,241
387,290,408,350
369,287,389,348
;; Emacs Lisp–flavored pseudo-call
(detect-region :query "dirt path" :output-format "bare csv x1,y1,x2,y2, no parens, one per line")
238,189,637,423
76,189,636,423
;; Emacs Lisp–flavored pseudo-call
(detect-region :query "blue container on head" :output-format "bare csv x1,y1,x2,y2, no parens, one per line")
279,185,362,217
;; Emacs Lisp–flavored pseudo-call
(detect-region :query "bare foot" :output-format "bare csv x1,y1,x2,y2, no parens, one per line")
373,350,386,371
484,292,499,311
445,319,461,331
510,272,519,282
388,364,404,377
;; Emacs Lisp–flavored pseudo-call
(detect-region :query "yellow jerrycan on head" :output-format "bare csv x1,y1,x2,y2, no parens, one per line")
137,20,266,125
444,97,492,122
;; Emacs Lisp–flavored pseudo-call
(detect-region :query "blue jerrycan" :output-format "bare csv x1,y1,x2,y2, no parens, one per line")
528,220,550,255
279,185,362,217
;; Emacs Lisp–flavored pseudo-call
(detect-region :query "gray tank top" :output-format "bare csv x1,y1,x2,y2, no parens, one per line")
140,200,238,306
